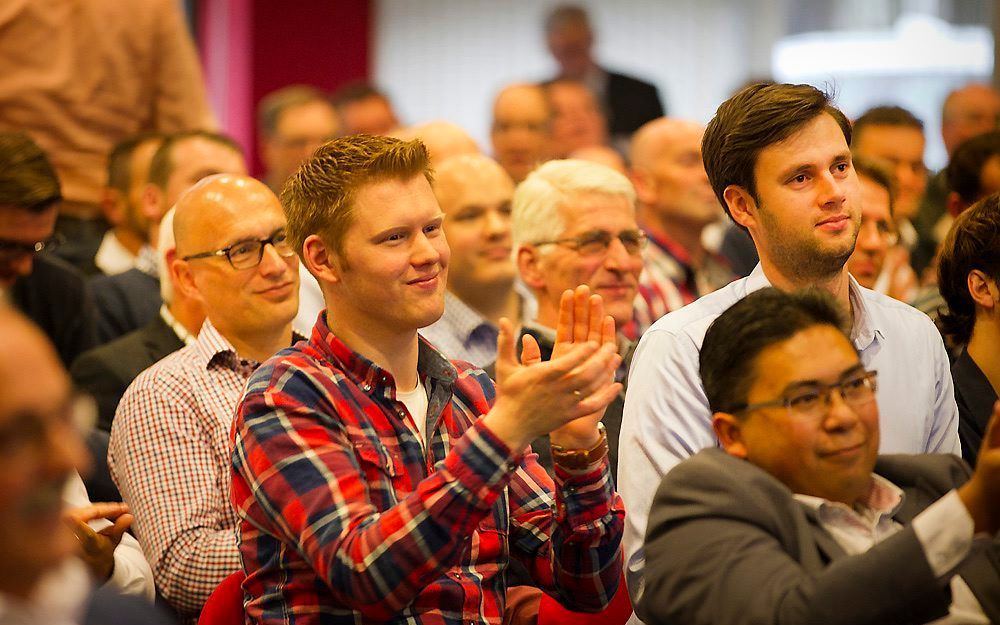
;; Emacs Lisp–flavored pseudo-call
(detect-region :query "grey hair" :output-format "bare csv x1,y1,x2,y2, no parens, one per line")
511,158,636,251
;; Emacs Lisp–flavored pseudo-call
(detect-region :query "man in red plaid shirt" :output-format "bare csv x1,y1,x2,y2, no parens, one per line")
231,135,626,624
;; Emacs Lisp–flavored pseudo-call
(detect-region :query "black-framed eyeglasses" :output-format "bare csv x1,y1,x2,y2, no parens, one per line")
0,233,65,259
730,370,878,420
181,230,296,270
533,229,648,257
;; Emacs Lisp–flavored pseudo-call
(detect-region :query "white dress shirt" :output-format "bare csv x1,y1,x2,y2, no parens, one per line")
619,264,961,611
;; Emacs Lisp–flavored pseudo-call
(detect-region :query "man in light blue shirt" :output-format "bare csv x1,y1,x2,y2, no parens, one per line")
618,83,961,616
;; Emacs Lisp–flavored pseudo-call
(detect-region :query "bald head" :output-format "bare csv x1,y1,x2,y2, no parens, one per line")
393,121,480,165
172,174,298,348
629,118,719,230
434,154,513,210
173,174,279,256
630,118,705,169
942,83,1000,156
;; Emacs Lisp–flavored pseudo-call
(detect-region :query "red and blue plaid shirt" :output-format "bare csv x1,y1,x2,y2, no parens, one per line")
231,313,624,624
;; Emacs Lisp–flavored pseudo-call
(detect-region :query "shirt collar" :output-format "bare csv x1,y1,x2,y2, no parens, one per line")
159,304,196,345
192,318,248,371
311,311,457,400
748,265,880,350
94,231,137,275
794,473,904,520
442,291,495,345
134,244,159,278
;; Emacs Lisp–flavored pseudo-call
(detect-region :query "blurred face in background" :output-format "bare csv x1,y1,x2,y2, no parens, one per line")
847,175,895,289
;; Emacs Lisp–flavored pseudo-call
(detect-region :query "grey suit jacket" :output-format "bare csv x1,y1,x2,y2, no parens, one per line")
71,313,184,432
637,449,1000,625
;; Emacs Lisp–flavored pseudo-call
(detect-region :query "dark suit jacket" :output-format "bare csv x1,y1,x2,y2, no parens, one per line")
638,449,1000,625
952,348,998,468
89,267,161,343
70,313,184,432
10,253,98,367
605,70,664,137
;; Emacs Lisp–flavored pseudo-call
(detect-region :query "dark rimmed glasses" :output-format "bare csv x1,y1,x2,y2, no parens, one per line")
181,230,296,270
731,370,878,420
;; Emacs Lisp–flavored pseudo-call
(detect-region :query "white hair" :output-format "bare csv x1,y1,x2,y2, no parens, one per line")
511,158,636,250
158,207,176,304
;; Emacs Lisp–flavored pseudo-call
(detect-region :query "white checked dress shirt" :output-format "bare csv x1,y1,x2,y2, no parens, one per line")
109,319,253,622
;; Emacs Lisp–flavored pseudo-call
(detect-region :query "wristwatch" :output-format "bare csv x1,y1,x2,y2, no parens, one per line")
550,422,608,470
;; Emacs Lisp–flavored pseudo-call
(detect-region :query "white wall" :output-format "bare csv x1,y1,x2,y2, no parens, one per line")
374,0,786,150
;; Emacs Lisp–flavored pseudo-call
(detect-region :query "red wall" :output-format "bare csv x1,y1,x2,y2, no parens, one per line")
199,0,372,176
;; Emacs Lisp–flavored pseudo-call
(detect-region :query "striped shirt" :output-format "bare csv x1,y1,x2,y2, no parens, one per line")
231,313,625,624
110,319,252,622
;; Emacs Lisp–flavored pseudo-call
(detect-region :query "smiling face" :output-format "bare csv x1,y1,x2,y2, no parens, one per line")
435,157,516,299
732,113,861,283
173,176,299,341
719,324,879,506
524,191,643,329
327,175,450,337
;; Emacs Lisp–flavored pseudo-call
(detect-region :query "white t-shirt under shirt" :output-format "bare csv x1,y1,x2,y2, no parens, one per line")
397,382,429,446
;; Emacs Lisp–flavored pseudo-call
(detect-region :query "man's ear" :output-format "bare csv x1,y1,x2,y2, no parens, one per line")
629,167,657,207
171,257,204,305
516,245,547,290
712,412,748,459
968,269,999,311
140,183,165,225
302,234,341,287
723,184,758,232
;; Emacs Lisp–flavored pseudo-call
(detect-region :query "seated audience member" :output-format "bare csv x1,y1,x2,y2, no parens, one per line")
915,83,1000,259
93,133,164,277
90,130,246,342
256,85,338,336
420,154,523,367
330,81,400,136
846,156,914,299
490,82,554,183
507,158,642,480
911,130,1000,322
392,120,481,165
638,288,1000,625
258,84,340,194
0,132,97,366
109,175,299,622
232,135,625,624
543,4,664,150
619,83,961,607
851,105,928,264
0,306,169,624
628,117,734,335
72,208,204,432
938,194,1000,467
545,78,609,158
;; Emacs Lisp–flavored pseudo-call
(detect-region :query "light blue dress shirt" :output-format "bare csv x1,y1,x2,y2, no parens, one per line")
618,264,961,616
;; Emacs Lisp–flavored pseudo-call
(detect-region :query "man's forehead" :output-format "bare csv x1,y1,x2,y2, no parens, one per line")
755,325,859,388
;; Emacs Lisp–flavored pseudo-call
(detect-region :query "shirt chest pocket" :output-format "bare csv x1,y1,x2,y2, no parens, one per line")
353,440,403,511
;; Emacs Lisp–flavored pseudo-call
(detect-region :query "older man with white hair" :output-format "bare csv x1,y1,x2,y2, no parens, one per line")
508,158,643,481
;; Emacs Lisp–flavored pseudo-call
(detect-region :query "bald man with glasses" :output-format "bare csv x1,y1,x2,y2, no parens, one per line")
109,174,300,623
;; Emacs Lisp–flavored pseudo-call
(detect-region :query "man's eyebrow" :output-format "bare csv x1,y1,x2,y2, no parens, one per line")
776,163,814,181
780,363,866,393
221,226,284,249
